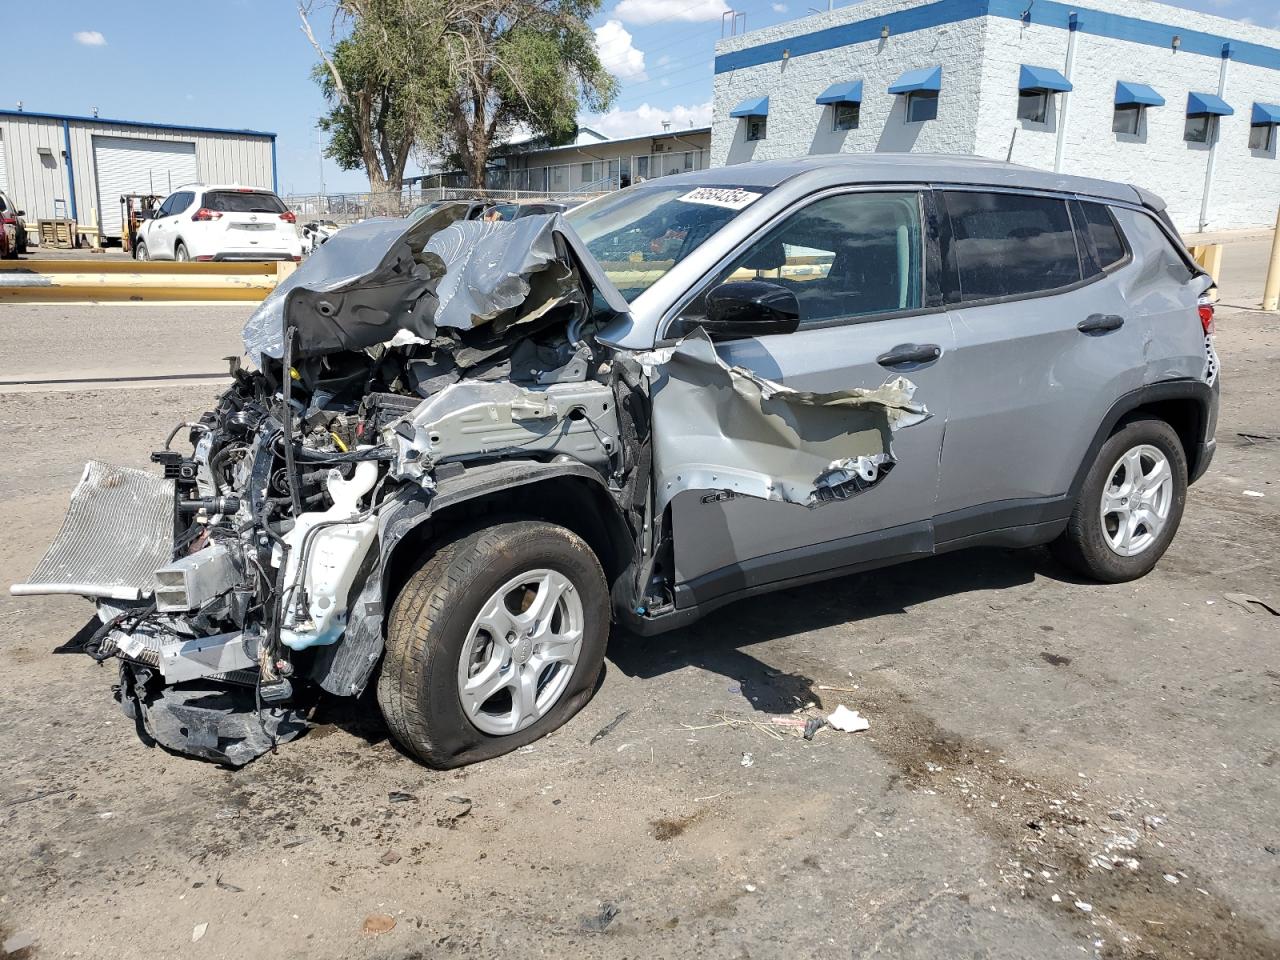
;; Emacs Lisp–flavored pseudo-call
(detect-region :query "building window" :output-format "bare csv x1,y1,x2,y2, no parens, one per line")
747,118,767,141
1017,91,1048,123
833,102,860,131
1113,105,1142,135
906,92,938,123
1250,124,1274,151
580,162,594,181
1184,115,1214,144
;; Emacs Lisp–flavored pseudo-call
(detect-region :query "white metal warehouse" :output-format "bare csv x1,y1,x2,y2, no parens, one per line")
0,109,277,240
712,0,1280,232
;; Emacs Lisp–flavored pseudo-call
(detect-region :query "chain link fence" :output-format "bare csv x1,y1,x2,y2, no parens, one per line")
283,185,611,224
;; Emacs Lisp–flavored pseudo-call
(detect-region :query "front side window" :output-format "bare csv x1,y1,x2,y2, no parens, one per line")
690,191,924,328
1184,115,1213,144
1113,105,1142,135
1250,124,1274,151
565,182,769,302
943,191,1082,302
907,92,938,123
1018,91,1048,123
747,118,767,141
833,103,860,131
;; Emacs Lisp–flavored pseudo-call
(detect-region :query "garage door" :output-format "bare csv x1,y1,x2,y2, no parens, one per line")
0,131,8,191
93,136,198,237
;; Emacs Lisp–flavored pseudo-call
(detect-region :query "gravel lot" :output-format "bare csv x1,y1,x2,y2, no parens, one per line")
0,292,1276,959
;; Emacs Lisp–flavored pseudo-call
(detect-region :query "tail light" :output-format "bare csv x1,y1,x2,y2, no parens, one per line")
191,208,222,222
280,210,297,224
1,216,15,225
1197,295,1215,336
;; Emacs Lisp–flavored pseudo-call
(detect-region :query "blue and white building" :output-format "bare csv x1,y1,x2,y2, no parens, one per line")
712,0,1280,231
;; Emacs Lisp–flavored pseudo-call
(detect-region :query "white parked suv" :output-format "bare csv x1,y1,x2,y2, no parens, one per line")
134,185,302,262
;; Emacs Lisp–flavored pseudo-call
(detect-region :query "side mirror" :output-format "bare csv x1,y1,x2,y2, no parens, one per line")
16,210,24,217
701,280,801,340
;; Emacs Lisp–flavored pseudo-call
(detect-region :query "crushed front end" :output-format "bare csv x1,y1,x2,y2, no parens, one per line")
10,207,635,766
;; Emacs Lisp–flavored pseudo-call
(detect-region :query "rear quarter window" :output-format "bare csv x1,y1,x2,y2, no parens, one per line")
1079,201,1127,270
943,191,1082,302
203,191,286,214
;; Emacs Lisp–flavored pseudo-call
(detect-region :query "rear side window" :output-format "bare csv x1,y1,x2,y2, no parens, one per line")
1080,202,1126,270
202,190,286,214
943,191,1082,302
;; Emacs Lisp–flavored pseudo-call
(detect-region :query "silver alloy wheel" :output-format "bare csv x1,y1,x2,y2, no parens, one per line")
456,568,584,736
1100,443,1174,557
175,244,189,262
135,243,148,261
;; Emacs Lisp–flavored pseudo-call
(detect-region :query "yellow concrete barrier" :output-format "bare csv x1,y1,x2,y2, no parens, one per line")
0,259,293,303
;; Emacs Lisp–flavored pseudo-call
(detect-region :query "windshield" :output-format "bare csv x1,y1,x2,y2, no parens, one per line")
565,183,767,301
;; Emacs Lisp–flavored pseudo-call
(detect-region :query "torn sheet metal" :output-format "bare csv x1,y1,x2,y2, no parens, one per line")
388,379,619,482
10,460,175,601
644,329,928,511
242,210,629,365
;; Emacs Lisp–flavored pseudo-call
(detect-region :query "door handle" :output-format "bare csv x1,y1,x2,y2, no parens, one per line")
877,343,942,368
1077,313,1125,334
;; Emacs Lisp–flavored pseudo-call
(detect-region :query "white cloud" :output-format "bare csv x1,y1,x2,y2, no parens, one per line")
595,19,647,81
581,101,713,139
771,2,788,11
613,0,729,26
73,30,106,46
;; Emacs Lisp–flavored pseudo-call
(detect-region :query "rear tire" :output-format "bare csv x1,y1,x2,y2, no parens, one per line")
134,241,149,261
1051,418,1187,582
174,241,189,262
377,520,609,769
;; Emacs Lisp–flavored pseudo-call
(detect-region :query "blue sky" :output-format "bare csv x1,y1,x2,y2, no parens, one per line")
6,0,1278,193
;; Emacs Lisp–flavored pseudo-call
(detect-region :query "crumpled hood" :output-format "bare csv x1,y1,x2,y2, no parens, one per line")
242,208,630,365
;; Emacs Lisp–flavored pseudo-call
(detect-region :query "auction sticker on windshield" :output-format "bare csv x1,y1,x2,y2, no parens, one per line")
677,187,762,210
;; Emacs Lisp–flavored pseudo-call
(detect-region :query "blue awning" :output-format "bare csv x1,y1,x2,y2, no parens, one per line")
1115,81,1165,108
1186,92,1233,117
816,81,863,105
1019,65,1072,93
1252,102,1280,125
888,66,942,95
730,96,769,118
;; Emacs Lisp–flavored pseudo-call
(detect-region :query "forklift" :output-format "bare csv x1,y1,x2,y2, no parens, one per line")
120,193,162,255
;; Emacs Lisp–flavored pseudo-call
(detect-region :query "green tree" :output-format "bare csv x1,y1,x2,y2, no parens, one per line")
438,0,618,188
301,0,617,195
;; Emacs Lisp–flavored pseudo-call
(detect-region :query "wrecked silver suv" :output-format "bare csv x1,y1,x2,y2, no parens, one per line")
13,155,1218,768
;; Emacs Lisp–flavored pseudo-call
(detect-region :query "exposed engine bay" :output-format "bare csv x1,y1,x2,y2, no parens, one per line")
11,202,927,767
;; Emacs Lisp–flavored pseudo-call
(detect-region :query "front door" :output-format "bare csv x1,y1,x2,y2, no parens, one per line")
651,189,955,606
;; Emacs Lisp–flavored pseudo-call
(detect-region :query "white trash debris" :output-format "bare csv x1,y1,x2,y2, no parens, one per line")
1163,873,1180,885
1242,490,1264,497
192,922,208,942
1075,901,1093,913
826,704,870,733
741,752,754,768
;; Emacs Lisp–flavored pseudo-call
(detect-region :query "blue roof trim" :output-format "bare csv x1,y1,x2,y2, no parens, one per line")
1019,64,1072,93
0,108,276,139
816,80,863,104
1253,102,1280,125
1186,92,1233,117
1115,81,1165,107
889,66,942,94
730,96,770,117
714,0,1280,75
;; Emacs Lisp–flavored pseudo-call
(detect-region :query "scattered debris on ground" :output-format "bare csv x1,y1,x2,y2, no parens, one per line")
589,711,629,745
191,922,208,943
1224,593,1280,616
361,914,396,935
826,704,871,733
580,902,620,933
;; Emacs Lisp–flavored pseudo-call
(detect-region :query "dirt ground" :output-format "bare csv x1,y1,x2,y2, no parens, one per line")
0,305,1277,960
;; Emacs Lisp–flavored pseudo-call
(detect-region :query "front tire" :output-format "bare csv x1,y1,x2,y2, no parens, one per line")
1051,418,1187,582
377,520,609,769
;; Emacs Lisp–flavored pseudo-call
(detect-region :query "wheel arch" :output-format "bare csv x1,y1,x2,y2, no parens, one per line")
379,460,636,616
1069,380,1212,499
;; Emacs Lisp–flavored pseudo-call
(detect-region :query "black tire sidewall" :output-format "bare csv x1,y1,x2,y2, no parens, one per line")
1074,419,1188,581
387,522,608,767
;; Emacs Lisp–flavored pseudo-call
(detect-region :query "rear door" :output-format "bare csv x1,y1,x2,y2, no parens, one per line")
652,188,955,604
143,192,181,258
931,189,1144,539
